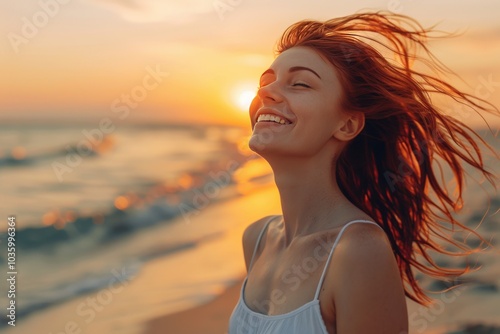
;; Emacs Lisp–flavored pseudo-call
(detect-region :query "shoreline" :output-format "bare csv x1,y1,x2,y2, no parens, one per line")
143,277,245,334
3,185,282,334
142,274,500,334
6,182,498,334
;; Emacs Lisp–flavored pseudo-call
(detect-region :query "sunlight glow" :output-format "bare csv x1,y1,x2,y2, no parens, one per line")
233,88,257,112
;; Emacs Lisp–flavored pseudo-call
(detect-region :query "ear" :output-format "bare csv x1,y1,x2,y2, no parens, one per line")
333,111,365,142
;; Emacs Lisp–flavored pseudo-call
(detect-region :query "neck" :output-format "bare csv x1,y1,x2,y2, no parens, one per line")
265,147,352,246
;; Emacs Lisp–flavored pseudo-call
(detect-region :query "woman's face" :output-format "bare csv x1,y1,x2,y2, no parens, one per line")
249,46,348,158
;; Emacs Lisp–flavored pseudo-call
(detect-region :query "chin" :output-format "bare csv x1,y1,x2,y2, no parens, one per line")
249,134,287,158
248,136,292,159
249,121,292,151
248,133,271,153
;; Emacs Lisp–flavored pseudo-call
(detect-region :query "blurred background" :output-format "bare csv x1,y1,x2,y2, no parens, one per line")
0,1,499,333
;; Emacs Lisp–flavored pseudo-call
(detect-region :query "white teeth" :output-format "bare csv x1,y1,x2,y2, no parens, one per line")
257,114,289,124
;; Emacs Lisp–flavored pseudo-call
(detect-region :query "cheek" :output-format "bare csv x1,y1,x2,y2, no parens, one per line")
297,98,336,130
297,103,340,146
304,120,335,146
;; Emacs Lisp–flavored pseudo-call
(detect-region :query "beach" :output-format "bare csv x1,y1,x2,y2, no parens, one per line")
144,277,244,334
143,146,500,334
143,248,500,334
143,198,500,333
1,125,498,334
2,0,500,331
1,169,284,334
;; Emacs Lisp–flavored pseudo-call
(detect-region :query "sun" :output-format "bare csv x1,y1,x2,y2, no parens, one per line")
233,87,257,112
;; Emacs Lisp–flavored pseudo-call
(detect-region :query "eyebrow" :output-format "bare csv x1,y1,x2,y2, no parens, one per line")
260,66,322,80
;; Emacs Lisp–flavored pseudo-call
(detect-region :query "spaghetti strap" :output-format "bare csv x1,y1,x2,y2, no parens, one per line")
248,215,276,271
314,220,383,300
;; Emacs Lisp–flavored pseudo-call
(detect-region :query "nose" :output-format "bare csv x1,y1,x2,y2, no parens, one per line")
250,82,283,128
257,81,283,104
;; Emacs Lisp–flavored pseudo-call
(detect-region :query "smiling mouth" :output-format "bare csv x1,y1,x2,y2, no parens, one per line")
256,114,292,125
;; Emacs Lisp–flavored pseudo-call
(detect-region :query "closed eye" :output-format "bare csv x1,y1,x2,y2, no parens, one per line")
292,82,310,88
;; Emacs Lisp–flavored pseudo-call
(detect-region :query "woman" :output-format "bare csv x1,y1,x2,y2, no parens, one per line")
228,12,497,334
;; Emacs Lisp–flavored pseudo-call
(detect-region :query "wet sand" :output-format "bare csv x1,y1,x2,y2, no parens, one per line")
144,277,244,334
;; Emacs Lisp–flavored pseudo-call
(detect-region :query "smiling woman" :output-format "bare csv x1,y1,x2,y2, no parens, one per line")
228,11,498,334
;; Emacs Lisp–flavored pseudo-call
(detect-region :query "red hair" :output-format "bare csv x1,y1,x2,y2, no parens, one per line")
275,12,498,305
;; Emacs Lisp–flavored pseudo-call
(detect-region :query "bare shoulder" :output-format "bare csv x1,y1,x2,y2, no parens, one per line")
330,222,395,278
242,215,277,272
339,222,390,253
329,222,408,333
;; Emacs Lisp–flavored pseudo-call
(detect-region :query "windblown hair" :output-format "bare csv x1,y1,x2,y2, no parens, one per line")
276,12,498,305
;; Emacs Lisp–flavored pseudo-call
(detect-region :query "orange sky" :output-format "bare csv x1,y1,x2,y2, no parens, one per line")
1,0,499,127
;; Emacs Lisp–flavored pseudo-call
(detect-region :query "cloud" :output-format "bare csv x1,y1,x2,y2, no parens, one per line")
86,0,214,23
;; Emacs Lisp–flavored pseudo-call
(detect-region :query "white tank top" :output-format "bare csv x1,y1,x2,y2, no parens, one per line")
228,218,383,334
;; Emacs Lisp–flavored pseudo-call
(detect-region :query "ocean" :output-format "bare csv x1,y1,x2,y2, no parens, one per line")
0,123,498,333
0,123,277,332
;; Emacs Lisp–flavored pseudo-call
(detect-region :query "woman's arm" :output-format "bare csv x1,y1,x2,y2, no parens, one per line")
331,224,408,333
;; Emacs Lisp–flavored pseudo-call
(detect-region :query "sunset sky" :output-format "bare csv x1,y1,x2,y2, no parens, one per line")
1,0,499,127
